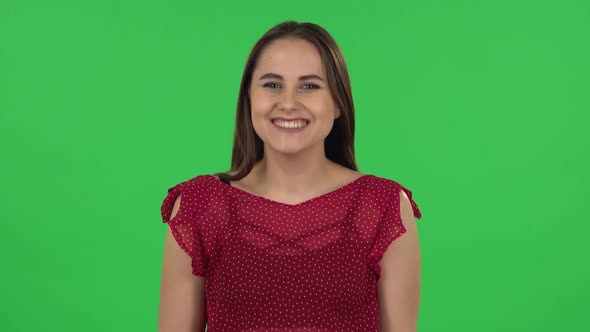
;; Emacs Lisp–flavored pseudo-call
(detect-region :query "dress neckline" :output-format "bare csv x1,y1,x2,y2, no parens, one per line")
207,174,373,208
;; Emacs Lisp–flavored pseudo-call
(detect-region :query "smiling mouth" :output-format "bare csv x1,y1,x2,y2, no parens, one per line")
271,118,309,129
270,119,310,132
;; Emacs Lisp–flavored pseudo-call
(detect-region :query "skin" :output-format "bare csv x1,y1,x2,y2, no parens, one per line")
237,37,363,205
378,190,421,332
158,197,207,332
158,37,421,332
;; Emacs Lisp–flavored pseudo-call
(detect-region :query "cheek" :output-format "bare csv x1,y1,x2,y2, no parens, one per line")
312,92,337,111
250,93,274,115
316,98,339,119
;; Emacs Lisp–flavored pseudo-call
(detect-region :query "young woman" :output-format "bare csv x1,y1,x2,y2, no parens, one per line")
159,21,423,332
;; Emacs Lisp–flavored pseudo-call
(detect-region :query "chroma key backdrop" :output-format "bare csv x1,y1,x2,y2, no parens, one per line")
0,0,588,331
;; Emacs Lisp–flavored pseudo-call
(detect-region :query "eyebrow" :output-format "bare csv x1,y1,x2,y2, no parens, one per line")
258,72,325,82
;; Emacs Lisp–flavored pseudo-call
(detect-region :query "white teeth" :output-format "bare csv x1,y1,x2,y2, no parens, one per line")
273,119,308,128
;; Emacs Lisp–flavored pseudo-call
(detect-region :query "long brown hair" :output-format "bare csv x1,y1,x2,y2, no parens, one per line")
214,20,357,181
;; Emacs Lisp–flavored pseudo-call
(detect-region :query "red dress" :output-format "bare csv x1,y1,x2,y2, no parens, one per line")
160,174,422,332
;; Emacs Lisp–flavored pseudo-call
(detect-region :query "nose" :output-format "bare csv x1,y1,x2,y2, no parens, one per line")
278,86,299,111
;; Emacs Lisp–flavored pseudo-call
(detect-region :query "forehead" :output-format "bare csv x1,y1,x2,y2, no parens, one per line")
254,38,325,76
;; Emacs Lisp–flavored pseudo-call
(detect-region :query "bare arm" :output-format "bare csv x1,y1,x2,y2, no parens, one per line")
377,190,421,332
158,194,207,332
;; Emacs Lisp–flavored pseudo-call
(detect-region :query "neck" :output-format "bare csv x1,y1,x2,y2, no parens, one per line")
251,144,339,195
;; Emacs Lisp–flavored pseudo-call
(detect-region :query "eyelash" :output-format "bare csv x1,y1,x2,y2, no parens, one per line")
263,82,320,90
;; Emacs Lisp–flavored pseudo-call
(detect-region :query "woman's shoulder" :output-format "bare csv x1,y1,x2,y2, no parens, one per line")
364,172,406,187
165,173,219,195
365,173,423,218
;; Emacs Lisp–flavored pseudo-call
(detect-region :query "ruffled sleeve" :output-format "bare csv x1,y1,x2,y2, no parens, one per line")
160,176,211,277
367,182,422,280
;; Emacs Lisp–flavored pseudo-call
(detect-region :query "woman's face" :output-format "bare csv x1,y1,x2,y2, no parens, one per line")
249,37,340,156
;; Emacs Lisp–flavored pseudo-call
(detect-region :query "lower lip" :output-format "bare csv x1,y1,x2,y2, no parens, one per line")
271,120,309,133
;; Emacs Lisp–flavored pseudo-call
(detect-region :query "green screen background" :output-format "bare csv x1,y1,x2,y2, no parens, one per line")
1,0,588,331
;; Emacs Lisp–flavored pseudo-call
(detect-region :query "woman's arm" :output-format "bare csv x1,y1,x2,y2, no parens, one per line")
158,195,207,332
377,190,421,332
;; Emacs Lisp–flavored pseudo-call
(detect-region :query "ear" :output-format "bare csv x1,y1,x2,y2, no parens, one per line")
335,107,341,119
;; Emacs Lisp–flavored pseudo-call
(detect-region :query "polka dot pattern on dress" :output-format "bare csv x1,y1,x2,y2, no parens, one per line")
160,173,422,332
